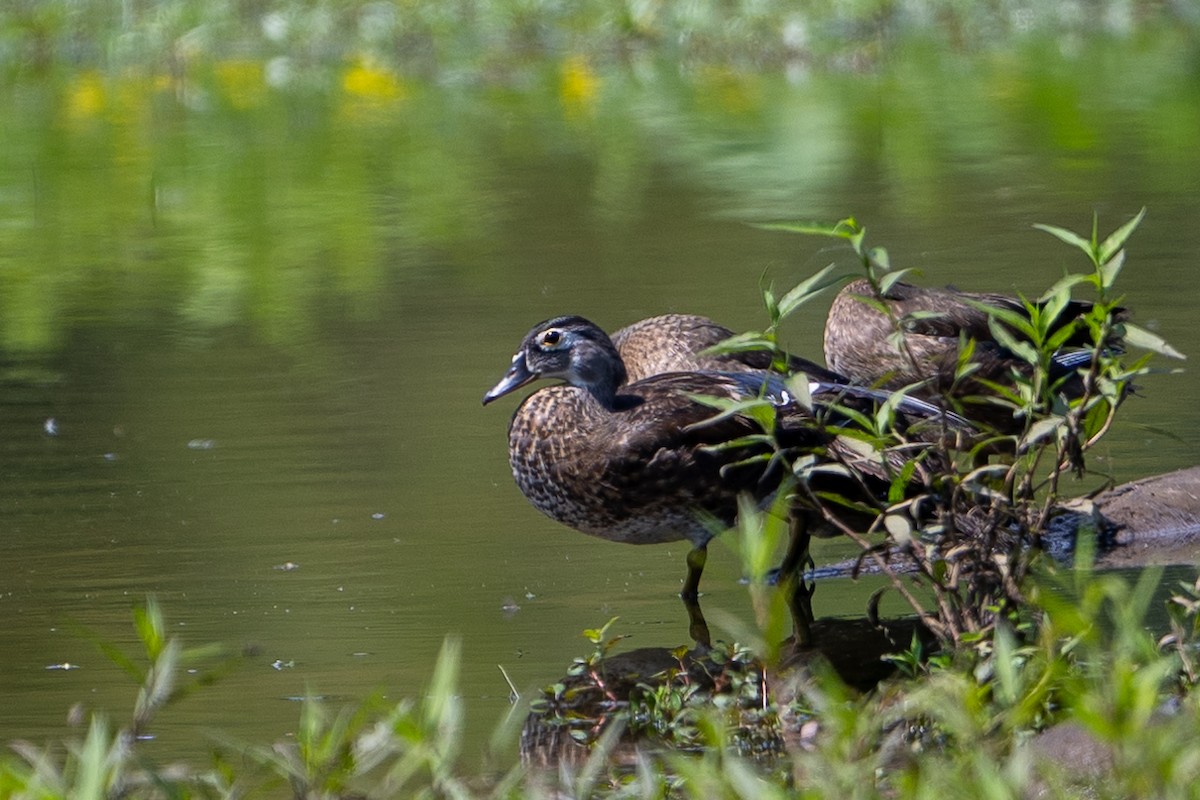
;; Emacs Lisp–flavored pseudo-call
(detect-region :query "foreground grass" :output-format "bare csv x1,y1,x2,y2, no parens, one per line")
4,566,1200,799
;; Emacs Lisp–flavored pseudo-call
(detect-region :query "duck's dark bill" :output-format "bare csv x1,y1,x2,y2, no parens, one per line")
483,354,537,405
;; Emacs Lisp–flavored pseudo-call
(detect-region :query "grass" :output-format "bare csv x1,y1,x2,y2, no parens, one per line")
5,570,1200,798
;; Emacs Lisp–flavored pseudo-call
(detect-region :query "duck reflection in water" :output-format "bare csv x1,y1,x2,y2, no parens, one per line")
483,315,966,647
519,615,936,767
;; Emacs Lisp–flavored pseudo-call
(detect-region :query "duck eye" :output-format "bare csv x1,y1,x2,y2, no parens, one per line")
539,329,563,348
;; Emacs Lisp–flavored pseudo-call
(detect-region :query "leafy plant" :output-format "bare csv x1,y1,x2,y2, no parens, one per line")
726,212,1183,646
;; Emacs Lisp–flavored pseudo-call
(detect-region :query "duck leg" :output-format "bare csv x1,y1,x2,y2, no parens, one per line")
683,596,712,649
779,515,815,647
681,545,712,648
681,544,707,601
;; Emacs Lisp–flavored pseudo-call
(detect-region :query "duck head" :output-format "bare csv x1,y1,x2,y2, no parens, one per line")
483,316,628,408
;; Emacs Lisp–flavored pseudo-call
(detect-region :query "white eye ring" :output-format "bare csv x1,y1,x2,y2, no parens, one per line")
540,329,564,348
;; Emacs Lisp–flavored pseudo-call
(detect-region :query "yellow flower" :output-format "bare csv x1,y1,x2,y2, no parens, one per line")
560,55,599,118
215,60,266,109
67,71,106,119
342,60,404,101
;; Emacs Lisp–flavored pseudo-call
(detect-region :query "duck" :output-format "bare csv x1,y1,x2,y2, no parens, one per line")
611,313,846,384
613,312,974,453
823,278,1127,436
483,315,965,645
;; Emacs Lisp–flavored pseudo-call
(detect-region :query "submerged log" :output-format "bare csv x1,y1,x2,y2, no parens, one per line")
809,465,1200,580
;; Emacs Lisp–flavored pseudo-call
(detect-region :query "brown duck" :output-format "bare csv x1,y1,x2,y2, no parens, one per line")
824,278,1127,434
611,313,845,384
483,315,965,644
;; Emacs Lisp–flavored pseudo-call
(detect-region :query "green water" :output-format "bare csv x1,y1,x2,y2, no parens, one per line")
1,34,1199,766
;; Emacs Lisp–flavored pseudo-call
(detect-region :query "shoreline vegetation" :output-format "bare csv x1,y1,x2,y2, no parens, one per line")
2,0,1195,80
6,213,1199,799
9,560,1200,798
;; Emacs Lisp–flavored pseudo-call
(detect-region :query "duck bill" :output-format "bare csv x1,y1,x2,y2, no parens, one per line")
482,354,537,405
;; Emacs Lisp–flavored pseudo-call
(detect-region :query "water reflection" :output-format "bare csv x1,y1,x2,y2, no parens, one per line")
1,36,1198,762
519,615,935,768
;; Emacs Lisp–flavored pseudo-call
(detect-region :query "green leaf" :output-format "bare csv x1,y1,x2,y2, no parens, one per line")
762,285,779,321
76,716,116,800
833,433,882,461
785,371,813,411
992,624,1019,705
95,638,144,682
888,460,918,504
884,513,913,545
899,309,948,334
582,618,619,644
686,393,761,418
700,330,776,357
797,462,856,482
133,598,166,661
1098,207,1147,265
1122,323,1186,359
424,636,463,746
964,298,1037,340
703,434,774,453
775,262,843,319
687,394,779,434
1020,415,1066,449
875,385,920,434
750,217,862,239
811,489,879,515
987,317,1039,366
867,246,890,272
962,462,1011,484
1098,247,1126,290
1034,221,1093,256
1038,272,1089,303
878,267,917,295
1037,285,1072,339
822,401,874,431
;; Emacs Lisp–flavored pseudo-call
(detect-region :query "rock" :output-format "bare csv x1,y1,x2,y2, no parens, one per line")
1087,466,1200,568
